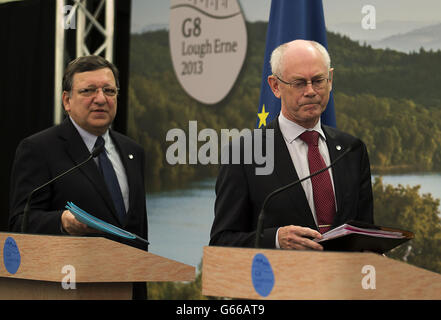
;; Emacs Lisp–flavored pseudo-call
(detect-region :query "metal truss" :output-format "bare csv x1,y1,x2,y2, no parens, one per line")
54,0,115,124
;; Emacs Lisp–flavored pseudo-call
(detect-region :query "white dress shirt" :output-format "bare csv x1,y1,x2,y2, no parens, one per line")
275,113,337,247
70,117,129,212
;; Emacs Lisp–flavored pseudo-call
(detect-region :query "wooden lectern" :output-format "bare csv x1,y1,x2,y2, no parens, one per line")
0,232,195,299
202,246,441,299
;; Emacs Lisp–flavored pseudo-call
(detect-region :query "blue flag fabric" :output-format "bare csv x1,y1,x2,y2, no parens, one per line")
257,0,336,128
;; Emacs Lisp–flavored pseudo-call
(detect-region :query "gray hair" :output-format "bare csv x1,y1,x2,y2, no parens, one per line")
270,40,331,76
62,55,120,93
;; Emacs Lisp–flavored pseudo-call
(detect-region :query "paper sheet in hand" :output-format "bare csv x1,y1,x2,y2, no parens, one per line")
316,221,414,253
65,201,136,240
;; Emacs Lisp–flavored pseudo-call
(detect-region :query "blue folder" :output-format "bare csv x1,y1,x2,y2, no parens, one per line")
65,201,148,244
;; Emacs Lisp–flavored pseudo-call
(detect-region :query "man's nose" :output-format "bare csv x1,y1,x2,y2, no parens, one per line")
93,88,107,103
303,82,316,97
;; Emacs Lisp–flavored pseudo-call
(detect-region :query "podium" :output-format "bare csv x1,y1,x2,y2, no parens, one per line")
202,246,441,299
0,232,195,299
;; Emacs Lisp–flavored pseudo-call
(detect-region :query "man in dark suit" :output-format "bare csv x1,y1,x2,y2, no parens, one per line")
9,55,148,298
210,40,373,250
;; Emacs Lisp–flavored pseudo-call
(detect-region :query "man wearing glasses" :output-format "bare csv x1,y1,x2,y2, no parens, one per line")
210,40,374,250
9,55,148,298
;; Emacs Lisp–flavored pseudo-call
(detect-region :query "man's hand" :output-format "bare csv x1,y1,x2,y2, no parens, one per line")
61,210,98,235
278,225,323,250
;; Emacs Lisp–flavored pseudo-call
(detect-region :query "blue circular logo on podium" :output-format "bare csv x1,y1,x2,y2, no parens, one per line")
3,237,21,274
251,253,274,297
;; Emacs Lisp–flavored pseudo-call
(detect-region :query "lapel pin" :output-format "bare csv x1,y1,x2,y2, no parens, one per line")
128,154,134,160
336,145,342,151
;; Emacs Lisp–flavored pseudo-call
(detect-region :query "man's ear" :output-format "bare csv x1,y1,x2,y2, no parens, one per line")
267,75,281,98
62,91,71,113
328,68,334,91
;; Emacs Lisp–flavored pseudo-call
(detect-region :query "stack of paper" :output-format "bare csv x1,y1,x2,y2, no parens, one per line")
315,221,413,253
319,224,406,241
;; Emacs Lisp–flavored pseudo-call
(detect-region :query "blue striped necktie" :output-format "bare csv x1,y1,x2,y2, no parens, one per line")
94,136,126,224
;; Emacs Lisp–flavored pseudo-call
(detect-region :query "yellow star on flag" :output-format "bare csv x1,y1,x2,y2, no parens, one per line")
257,104,269,128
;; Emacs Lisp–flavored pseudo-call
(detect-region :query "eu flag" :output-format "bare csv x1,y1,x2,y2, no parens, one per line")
257,0,336,128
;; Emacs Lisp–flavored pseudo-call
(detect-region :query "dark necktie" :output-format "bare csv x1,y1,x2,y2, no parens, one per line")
299,130,336,233
94,136,126,224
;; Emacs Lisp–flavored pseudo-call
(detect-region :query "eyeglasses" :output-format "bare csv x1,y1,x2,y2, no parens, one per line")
275,75,330,91
75,86,119,97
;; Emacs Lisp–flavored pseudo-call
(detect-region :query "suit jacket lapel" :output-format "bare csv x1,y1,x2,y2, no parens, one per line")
267,118,317,228
59,118,120,223
322,125,346,226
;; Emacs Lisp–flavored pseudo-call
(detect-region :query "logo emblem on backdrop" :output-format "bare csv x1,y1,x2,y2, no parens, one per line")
170,0,247,105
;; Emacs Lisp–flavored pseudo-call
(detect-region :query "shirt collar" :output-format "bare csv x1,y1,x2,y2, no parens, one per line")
278,113,326,144
69,116,110,153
